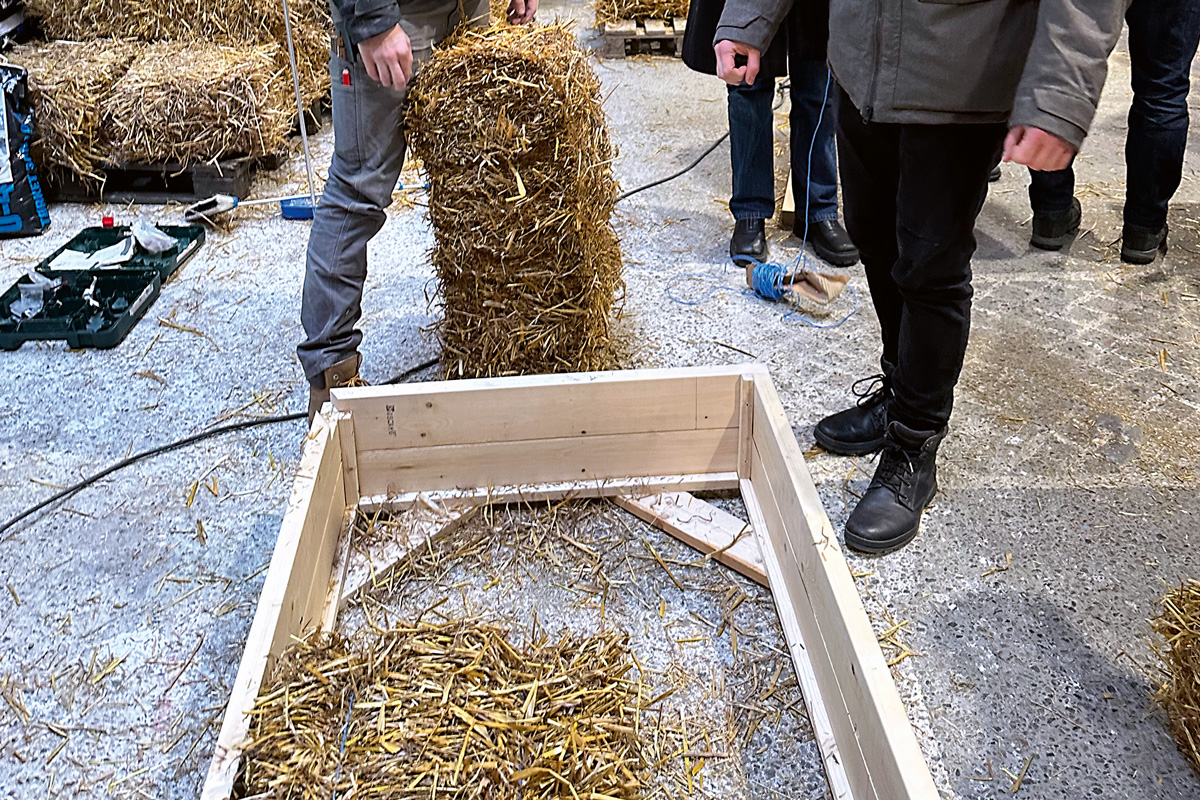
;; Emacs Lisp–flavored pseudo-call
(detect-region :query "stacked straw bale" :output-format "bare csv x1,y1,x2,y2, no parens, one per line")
241,620,648,798
10,40,135,182
102,42,292,165
26,0,331,107
406,24,624,378
1153,580,1200,776
594,0,690,25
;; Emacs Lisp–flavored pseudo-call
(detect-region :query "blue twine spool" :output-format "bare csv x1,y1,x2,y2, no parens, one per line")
750,261,788,301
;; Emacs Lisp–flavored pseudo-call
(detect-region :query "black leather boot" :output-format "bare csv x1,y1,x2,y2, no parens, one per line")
813,374,890,455
1120,224,1168,264
730,218,768,262
844,421,945,555
801,219,860,267
1030,198,1082,251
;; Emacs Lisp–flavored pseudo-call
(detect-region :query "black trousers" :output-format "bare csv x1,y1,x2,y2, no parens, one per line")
836,87,1005,431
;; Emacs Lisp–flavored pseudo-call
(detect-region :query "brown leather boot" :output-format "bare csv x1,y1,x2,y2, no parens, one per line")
307,353,361,424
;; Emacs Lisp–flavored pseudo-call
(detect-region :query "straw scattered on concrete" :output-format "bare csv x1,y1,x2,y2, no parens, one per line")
406,24,624,378
594,0,689,25
240,619,649,799
1152,579,1200,776
10,39,135,184
101,42,292,165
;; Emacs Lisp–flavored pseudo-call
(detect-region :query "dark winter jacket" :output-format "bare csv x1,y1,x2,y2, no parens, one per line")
714,0,1128,147
329,0,401,47
683,0,828,77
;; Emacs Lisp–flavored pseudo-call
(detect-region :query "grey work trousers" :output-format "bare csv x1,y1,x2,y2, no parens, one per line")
298,0,488,387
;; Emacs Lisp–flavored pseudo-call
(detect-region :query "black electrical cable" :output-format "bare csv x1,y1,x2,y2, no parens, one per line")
0,356,440,541
614,80,789,204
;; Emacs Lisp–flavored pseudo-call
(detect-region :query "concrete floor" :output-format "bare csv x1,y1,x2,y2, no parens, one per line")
1,3,1199,797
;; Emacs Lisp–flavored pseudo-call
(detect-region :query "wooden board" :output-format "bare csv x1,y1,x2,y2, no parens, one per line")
337,502,478,611
356,426,740,498
358,472,741,512
747,376,939,799
614,491,767,586
48,156,266,205
780,170,796,230
332,366,745,452
201,417,351,800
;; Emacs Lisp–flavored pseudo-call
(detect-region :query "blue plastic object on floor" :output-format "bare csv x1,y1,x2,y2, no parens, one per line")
280,197,316,220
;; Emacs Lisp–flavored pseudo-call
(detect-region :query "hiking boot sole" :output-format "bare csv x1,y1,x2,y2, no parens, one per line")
813,426,886,456
1030,225,1079,251
1120,240,1167,264
843,520,921,555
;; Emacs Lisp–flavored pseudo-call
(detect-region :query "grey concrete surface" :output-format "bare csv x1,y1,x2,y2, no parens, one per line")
1,6,1198,798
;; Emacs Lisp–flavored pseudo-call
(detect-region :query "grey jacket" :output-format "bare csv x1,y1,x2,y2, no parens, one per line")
715,0,1128,147
329,0,401,47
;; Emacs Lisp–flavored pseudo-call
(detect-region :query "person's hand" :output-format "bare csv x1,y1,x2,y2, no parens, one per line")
507,0,538,24
1002,125,1076,171
714,40,760,87
358,25,413,90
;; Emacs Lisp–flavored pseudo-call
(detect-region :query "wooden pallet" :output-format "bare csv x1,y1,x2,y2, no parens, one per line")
597,17,687,58
199,365,941,800
46,154,283,205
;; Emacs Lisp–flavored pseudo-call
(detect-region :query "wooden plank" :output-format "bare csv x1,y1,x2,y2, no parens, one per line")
332,365,752,452
741,477,853,800
614,491,766,586
643,19,668,35
357,472,741,512
672,16,687,34
780,170,796,230
356,427,739,498
337,502,478,611
337,411,360,506
749,378,938,799
604,18,637,33
737,373,754,478
201,417,350,800
320,513,354,631
747,459,872,800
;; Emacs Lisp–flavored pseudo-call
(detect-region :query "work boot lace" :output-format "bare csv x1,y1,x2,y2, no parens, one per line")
852,374,889,408
870,440,915,495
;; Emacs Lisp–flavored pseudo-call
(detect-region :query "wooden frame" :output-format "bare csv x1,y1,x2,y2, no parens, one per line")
201,365,938,800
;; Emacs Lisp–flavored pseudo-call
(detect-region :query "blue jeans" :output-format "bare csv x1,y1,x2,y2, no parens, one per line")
1029,0,1200,231
727,59,839,224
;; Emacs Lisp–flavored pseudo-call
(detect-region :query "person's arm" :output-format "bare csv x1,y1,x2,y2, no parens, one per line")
1005,0,1129,170
712,0,794,85
507,0,539,24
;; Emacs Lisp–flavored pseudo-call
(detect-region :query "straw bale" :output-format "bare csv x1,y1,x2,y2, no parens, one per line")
10,39,135,184
101,41,292,165
241,619,648,799
1153,579,1200,776
25,0,331,106
406,24,624,378
594,0,689,25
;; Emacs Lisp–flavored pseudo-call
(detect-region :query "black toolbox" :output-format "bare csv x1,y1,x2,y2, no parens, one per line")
0,223,204,350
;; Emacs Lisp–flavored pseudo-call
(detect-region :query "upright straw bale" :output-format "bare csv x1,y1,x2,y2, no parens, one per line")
593,0,689,25
406,24,623,379
1153,579,1200,777
10,39,135,183
101,42,292,165
26,0,331,106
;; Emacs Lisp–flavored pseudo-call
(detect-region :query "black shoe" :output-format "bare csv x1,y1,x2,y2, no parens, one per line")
1030,198,1082,251
988,165,1002,183
1120,224,1168,264
814,374,890,456
801,219,859,267
730,218,768,262
844,421,945,555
